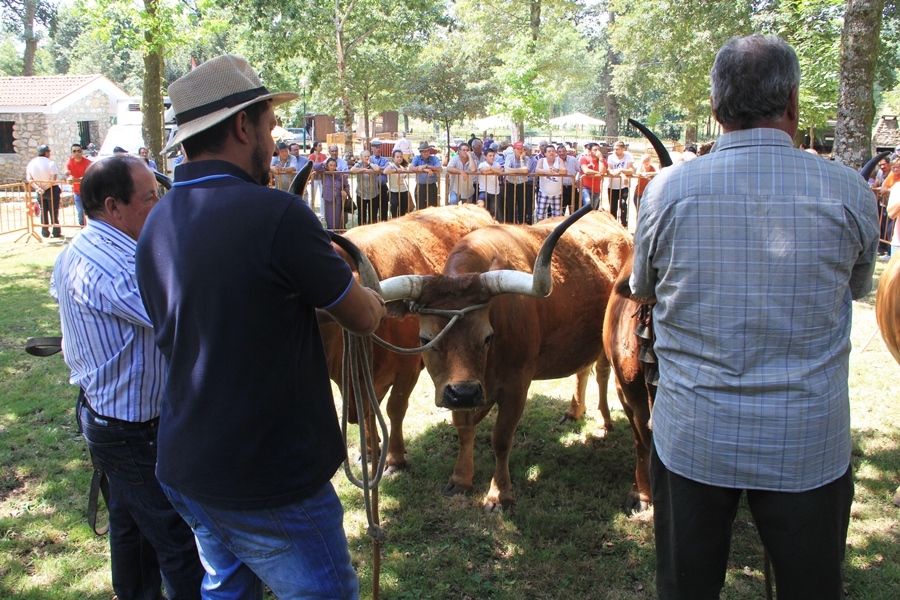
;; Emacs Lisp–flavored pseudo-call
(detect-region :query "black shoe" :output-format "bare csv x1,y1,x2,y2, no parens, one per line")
41,229,50,238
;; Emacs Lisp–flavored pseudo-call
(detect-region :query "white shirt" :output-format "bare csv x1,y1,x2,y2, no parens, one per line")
538,157,563,196
395,137,413,154
607,151,634,189
477,161,501,195
26,156,60,192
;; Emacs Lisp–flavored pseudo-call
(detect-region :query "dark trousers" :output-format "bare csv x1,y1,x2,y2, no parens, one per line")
651,443,853,600
879,205,893,253
415,182,439,209
482,192,500,218
609,186,629,227
390,190,411,218
561,185,577,215
78,396,203,600
40,186,61,237
503,183,529,224
357,192,388,225
524,181,535,224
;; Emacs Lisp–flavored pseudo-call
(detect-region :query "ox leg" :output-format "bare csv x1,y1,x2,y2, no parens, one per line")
383,366,421,473
561,365,590,423
617,379,653,514
484,390,528,513
594,354,614,438
443,406,493,498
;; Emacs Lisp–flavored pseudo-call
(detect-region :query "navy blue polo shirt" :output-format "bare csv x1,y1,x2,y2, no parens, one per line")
135,160,353,510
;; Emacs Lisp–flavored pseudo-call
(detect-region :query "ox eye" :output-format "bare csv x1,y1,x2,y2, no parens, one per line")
419,336,432,347
484,334,494,347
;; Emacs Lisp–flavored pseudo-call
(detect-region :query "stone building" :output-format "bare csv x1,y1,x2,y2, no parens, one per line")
873,114,899,154
0,75,130,183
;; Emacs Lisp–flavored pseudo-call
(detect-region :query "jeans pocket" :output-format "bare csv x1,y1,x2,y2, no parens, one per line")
82,434,145,486
205,507,292,559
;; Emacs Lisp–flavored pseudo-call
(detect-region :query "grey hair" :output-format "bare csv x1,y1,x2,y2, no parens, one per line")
710,35,800,130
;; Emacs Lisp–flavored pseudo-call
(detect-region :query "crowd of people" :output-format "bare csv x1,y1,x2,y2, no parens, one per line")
35,33,896,600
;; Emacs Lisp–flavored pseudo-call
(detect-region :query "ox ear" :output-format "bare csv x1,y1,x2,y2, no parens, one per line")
628,118,672,168
860,150,891,181
289,160,314,197
488,255,505,272
328,231,382,293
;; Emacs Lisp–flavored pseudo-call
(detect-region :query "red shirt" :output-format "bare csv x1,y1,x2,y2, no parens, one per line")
580,155,605,193
65,157,92,194
309,152,326,163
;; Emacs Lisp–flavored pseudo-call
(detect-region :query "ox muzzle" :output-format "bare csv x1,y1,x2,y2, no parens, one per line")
439,381,485,411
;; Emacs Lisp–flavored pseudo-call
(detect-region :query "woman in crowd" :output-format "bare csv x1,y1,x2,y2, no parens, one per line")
384,149,412,218
308,141,327,215
314,157,350,229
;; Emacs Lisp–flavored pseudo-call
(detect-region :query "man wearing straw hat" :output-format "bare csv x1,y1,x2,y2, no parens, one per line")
135,54,386,599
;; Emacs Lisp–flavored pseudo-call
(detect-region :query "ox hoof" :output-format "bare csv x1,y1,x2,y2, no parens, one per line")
483,498,516,514
623,493,651,515
441,482,471,497
593,425,610,439
558,413,578,425
383,463,405,477
894,486,900,508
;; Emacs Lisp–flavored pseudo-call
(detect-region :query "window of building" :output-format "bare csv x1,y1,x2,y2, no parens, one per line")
77,120,96,147
0,122,14,154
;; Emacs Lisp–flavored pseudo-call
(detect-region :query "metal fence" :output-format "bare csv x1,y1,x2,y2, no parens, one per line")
0,180,85,242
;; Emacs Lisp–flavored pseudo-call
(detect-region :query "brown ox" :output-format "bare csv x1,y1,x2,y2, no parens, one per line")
321,205,496,471
377,210,632,511
875,253,900,506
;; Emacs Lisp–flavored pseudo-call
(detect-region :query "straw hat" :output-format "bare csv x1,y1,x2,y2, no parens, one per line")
166,54,298,151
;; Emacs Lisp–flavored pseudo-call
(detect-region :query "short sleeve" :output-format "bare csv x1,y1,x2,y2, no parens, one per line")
270,197,354,308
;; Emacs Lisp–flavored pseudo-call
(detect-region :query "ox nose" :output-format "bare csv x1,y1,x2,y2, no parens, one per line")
440,382,485,410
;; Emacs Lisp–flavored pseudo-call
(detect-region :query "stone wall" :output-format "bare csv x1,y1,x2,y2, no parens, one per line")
0,90,114,184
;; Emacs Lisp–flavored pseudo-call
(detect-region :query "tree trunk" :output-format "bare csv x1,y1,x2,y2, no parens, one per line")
529,0,541,46
833,0,885,169
513,121,525,143
142,0,165,171
684,123,698,144
601,13,619,139
22,0,37,76
363,86,370,144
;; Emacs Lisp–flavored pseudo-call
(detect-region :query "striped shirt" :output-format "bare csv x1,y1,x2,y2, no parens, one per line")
630,128,879,492
50,220,164,422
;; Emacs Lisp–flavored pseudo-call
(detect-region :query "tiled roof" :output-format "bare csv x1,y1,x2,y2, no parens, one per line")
873,115,899,149
0,74,105,107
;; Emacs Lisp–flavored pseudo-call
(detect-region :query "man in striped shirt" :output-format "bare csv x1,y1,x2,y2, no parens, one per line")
51,155,203,600
631,35,879,599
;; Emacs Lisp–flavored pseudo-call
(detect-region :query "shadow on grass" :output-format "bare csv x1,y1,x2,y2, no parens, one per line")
0,267,112,598
344,393,900,599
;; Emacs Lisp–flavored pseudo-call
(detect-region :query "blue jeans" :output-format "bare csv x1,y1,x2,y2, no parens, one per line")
73,192,85,226
160,481,359,600
79,398,203,600
582,188,602,210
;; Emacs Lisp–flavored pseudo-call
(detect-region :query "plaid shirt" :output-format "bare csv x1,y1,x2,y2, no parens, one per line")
631,128,878,491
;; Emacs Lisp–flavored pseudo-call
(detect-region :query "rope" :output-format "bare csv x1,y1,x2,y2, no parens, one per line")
370,303,488,354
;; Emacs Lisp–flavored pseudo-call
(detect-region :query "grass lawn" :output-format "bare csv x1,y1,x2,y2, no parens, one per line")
1,235,898,599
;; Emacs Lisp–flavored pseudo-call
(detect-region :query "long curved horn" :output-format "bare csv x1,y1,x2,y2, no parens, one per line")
379,274,426,302
289,160,314,197
861,150,891,182
479,203,593,298
328,231,383,293
628,118,673,168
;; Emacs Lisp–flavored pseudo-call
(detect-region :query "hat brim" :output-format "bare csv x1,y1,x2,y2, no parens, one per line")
165,91,298,152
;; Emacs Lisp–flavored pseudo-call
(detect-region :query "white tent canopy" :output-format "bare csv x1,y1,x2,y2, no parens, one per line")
472,114,511,130
549,112,605,127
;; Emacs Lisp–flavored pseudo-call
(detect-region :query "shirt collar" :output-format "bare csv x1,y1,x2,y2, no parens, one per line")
713,128,795,153
85,218,137,252
173,159,260,186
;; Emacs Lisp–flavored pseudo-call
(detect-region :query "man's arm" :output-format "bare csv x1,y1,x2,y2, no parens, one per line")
326,279,387,336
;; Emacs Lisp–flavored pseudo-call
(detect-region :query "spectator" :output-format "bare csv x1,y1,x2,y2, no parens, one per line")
557,144,580,215
889,180,900,257
51,155,204,599
477,146,503,216
384,149,412,217
350,149,383,224
872,158,893,255
634,153,658,216
271,142,298,191
315,157,351,228
138,146,158,170
368,140,390,221
64,142,91,227
607,141,634,226
411,140,442,209
467,132,477,148
446,142,477,205
682,144,698,161
630,34,878,599
26,144,62,238
534,144,566,221
135,54,385,598
113,146,128,156
502,141,533,223
580,142,607,210
308,141,327,215
395,131,414,160
327,144,349,171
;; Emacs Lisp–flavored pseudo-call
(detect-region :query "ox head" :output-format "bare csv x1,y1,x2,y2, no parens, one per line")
337,204,592,410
